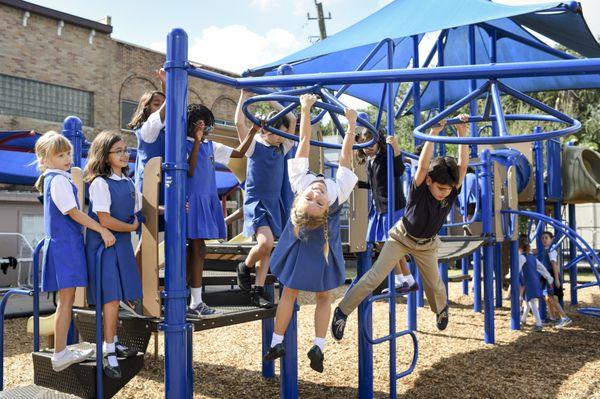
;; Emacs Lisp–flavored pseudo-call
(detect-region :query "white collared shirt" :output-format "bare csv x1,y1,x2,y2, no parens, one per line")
186,137,234,165
139,110,165,144
245,134,294,158
45,168,78,215
287,157,358,206
88,173,142,214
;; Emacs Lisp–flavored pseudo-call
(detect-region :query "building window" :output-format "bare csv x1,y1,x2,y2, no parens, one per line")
0,74,93,126
19,214,45,249
121,100,138,130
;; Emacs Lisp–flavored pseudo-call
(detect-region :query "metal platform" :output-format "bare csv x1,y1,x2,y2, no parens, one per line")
158,269,277,287
0,385,80,398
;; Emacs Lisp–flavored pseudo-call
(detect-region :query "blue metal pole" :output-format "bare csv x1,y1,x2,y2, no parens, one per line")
533,127,548,321
62,116,84,167
568,204,578,305
468,25,478,158
481,150,495,344
412,35,421,147
95,247,104,399
281,297,298,399
553,203,565,308
384,39,397,399
357,247,373,399
261,284,275,378
473,249,482,312
461,256,469,296
163,28,193,399
509,240,521,330
414,261,424,309
494,243,503,308
33,240,42,352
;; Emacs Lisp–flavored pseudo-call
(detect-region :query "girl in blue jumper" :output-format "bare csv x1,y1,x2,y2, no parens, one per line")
234,90,297,308
185,104,258,319
264,94,359,373
84,131,144,379
518,236,554,332
35,132,115,372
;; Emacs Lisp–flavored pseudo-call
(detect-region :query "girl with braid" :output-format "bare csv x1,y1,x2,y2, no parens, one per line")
264,94,358,373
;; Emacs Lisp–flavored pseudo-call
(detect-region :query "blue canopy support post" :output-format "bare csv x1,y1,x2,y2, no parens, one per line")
568,203,578,305
473,248,482,312
533,128,548,321
281,298,298,399
384,38,398,399
553,202,565,308
163,28,193,399
357,247,374,399
481,149,495,344
461,256,470,296
407,34,420,331
468,24,478,158
509,239,521,330
261,283,275,378
494,243,503,308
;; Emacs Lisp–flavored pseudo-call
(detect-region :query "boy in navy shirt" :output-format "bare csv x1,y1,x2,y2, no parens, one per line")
332,114,470,339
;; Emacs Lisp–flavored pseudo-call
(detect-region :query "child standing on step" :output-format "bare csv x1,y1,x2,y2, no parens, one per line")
355,128,417,294
331,114,471,341
264,94,359,373
35,132,115,372
185,104,258,319
84,131,144,379
234,90,297,309
518,235,554,332
538,231,572,327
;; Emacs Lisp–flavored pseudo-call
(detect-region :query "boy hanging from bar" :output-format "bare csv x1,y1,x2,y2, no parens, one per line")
331,114,470,339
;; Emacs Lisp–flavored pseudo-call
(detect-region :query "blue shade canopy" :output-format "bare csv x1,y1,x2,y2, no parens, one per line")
247,0,600,110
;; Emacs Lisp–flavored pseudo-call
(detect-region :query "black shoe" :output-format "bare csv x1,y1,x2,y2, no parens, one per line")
251,286,274,309
436,305,449,331
237,262,252,292
102,353,122,379
331,307,347,341
263,343,285,362
115,343,137,358
307,345,324,373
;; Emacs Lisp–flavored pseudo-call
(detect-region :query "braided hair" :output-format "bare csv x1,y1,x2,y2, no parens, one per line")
291,196,330,261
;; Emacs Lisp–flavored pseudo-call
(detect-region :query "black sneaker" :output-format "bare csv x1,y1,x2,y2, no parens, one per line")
263,343,285,361
331,307,347,341
102,353,122,379
251,286,274,309
307,345,324,373
115,342,137,358
436,305,449,331
237,262,252,292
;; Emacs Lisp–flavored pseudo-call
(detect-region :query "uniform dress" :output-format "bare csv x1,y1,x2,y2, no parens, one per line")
270,158,358,292
186,138,233,240
538,246,559,297
519,253,553,301
243,135,293,237
41,169,88,292
85,174,143,305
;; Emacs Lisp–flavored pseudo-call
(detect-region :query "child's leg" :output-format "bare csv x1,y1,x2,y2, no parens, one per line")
521,299,530,324
547,295,566,318
188,239,206,307
338,238,407,316
134,238,142,277
245,227,275,273
54,287,76,353
530,299,542,327
103,300,119,344
399,256,415,285
271,287,299,347
412,249,447,315
314,291,333,344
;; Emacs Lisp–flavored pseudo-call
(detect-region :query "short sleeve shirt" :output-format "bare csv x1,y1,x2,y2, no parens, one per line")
401,178,460,239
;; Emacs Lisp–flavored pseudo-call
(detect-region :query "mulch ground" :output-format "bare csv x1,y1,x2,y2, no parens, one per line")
3,284,600,398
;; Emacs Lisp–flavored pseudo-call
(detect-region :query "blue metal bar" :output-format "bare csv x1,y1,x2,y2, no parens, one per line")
95,246,104,399
564,254,587,270
489,82,508,136
415,263,424,309
437,31,447,158
509,240,521,330
473,248,482,313
553,202,565,308
62,116,84,167
489,27,497,64
468,24,478,158
494,243,503,308
568,204,578,305
281,297,298,399
481,150,495,344
261,284,275,378
357,247,373,399
412,35,421,147
533,127,548,321
375,85,387,131
32,241,43,352
461,256,470,296
164,28,193,399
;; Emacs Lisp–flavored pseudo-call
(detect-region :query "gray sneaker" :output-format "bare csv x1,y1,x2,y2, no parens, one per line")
187,302,222,319
556,317,572,328
532,325,543,332
52,348,93,372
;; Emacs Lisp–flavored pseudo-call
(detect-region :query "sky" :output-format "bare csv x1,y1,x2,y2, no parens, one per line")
25,0,600,75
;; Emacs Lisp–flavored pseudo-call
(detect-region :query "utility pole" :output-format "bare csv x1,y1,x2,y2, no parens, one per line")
307,0,331,41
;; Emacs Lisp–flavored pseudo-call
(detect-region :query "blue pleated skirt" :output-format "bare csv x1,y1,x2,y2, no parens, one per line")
243,197,285,237
367,208,404,242
186,193,226,240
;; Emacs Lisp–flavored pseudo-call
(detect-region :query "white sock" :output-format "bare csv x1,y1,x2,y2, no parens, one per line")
314,337,326,352
270,333,284,348
190,287,203,309
103,341,119,367
404,274,416,286
52,348,66,360
530,299,542,327
394,274,406,286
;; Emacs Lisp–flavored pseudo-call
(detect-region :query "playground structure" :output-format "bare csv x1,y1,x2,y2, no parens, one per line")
0,1,600,398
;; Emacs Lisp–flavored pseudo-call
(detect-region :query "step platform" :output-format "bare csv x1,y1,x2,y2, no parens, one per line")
158,269,277,287
32,350,144,399
0,385,80,398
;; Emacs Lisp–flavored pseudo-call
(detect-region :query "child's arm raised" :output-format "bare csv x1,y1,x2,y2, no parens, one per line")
235,90,253,143
339,108,357,170
455,113,470,189
230,122,260,158
414,120,446,187
187,135,202,178
67,209,115,247
296,94,317,159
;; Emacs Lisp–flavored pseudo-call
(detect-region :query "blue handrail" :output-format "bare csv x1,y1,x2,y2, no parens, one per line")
0,240,42,391
95,245,105,399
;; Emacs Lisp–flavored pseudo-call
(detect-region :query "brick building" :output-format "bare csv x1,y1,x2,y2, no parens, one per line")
0,0,242,261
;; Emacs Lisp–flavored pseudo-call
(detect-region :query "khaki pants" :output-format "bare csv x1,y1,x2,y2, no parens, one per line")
339,220,447,315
